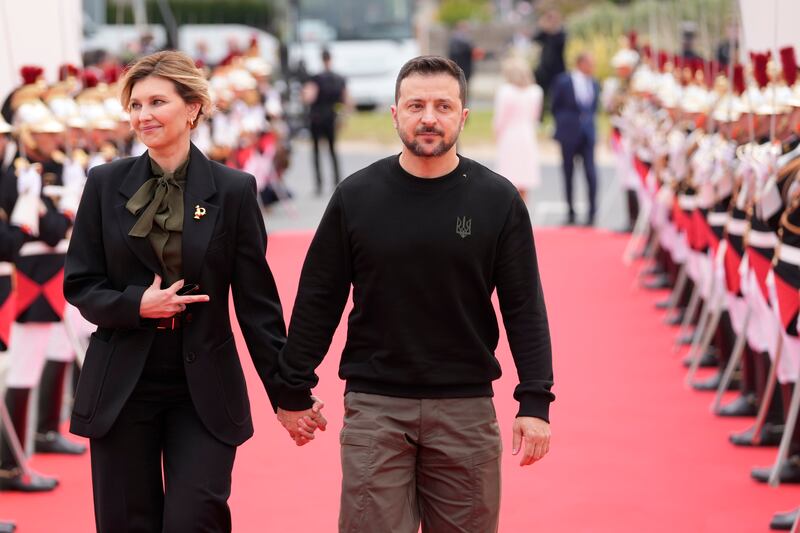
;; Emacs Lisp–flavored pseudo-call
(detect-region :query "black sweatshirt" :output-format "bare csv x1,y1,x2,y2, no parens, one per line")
275,155,554,421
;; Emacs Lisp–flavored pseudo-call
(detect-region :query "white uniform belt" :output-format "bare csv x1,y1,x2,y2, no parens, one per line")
747,229,778,249
708,211,729,227
0,262,14,276
19,239,69,257
779,243,800,267
726,218,748,236
678,195,696,210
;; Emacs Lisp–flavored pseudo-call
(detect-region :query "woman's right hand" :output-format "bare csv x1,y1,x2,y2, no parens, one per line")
139,274,210,318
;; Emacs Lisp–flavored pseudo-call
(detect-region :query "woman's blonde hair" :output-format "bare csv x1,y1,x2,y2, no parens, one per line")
119,50,212,128
501,56,533,88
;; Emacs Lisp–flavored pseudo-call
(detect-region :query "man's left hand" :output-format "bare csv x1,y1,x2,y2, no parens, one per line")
511,416,550,466
277,397,327,446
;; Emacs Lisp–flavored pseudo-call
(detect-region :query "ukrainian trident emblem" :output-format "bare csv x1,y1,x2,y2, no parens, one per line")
194,205,207,220
456,216,472,239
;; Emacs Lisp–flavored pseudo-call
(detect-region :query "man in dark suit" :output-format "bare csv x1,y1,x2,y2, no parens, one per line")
551,52,600,225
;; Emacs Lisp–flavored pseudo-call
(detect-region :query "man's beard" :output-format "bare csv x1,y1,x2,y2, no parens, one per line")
398,123,460,158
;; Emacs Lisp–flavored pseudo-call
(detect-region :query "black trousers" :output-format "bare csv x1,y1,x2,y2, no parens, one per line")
310,118,340,191
560,136,598,223
89,331,236,533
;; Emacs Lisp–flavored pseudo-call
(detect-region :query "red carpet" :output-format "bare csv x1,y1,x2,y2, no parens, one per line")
5,227,800,532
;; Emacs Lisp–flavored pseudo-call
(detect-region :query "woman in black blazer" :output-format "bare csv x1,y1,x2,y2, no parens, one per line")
64,51,323,532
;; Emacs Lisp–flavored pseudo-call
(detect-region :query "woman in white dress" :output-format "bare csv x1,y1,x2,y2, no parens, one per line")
492,56,543,200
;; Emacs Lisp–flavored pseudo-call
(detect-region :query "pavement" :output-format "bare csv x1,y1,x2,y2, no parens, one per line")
263,138,625,235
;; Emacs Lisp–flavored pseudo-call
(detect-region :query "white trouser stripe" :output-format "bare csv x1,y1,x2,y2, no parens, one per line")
19,239,69,257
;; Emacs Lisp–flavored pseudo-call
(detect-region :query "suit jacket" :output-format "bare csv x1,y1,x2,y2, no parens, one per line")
550,71,600,148
64,143,286,446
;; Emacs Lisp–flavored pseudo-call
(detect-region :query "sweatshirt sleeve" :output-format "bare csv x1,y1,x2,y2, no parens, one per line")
272,188,352,410
495,194,554,421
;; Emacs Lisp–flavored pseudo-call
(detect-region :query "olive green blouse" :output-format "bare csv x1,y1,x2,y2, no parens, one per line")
125,156,188,286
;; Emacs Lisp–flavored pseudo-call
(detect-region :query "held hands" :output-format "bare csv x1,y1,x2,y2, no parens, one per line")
139,274,210,318
276,397,327,446
512,417,551,467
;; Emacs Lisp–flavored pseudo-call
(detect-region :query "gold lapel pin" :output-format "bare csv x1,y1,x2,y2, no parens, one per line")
194,205,207,220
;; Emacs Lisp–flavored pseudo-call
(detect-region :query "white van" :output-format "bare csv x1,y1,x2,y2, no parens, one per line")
82,24,279,68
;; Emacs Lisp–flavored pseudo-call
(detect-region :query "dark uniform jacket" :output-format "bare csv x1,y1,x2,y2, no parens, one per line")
64,143,286,446
0,157,71,323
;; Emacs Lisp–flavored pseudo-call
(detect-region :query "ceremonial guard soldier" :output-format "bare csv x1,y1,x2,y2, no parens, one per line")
602,39,640,232
0,87,83,492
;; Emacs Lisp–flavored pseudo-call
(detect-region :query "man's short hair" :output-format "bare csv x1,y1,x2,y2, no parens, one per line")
322,49,331,62
395,56,467,107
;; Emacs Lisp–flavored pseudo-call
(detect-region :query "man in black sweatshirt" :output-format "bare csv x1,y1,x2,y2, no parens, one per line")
273,56,554,532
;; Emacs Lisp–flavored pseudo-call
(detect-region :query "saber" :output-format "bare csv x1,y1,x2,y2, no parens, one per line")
712,304,752,413
680,262,713,361
623,201,652,264
687,248,727,384
0,356,30,477
674,279,702,352
768,334,800,486
630,227,662,291
686,290,724,386
0,397,31,479
751,331,784,445
665,263,689,311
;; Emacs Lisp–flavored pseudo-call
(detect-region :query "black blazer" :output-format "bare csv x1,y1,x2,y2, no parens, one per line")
64,143,286,446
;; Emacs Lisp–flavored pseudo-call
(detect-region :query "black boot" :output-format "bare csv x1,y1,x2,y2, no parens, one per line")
643,274,671,290
626,189,639,232
736,386,788,446
664,309,686,326
692,371,739,391
641,264,665,277
0,388,58,492
729,423,784,446
655,298,673,310
35,361,86,455
770,508,798,530
752,456,800,483
682,349,719,368
718,393,758,417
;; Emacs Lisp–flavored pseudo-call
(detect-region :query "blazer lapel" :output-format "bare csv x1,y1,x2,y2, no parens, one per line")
181,144,219,285
115,151,163,276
